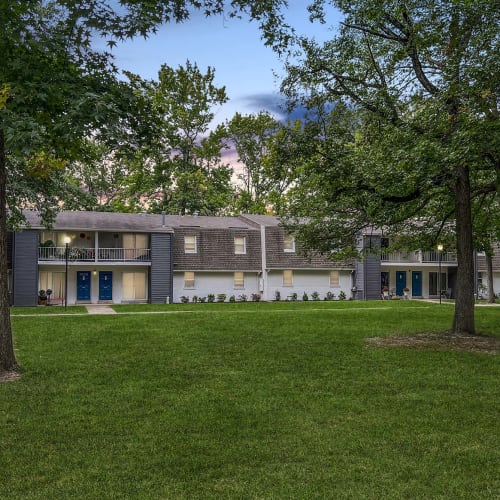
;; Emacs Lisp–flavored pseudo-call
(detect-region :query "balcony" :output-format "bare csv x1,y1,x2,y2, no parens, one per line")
381,250,457,264
39,247,151,262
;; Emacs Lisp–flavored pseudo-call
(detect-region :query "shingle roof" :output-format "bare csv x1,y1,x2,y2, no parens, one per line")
163,215,256,230
239,214,281,226
22,211,173,233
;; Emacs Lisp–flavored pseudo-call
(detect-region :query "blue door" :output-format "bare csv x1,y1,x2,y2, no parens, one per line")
412,271,422,297
99,271,113,301
396,271,406,296
77,271,91,301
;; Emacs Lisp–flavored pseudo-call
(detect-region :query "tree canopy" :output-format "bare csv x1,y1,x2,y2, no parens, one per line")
266,0,499,334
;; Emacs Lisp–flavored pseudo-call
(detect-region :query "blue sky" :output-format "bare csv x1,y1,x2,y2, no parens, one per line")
109,3,342,126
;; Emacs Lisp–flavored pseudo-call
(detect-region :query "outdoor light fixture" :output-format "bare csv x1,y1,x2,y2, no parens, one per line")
437,244,444,304
64,236,71,309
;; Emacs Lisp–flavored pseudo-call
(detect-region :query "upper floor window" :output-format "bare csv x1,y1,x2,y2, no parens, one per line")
184,235,197,254
283,270,293,287
234,272,245,289
283,233,295,253
123,233,148,250
234,236,246,254
330,271,340,287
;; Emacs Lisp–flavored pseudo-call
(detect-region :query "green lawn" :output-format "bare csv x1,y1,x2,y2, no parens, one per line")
2,302,499,499
10,305,88,315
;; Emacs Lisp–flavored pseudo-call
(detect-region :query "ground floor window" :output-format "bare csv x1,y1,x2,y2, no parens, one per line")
283,270,293,287
234,272,244,289
329,271,340,287
39,271,66,298
184,271,195,288
429,272,447,295
122,272,147,300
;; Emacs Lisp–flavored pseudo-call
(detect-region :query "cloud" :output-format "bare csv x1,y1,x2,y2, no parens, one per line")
239,93,310,123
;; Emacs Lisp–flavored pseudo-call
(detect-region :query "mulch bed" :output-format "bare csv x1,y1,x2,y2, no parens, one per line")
366,332,500,355
0,370,21,382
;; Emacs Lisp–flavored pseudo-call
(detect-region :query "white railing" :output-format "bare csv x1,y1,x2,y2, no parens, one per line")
98,248,150,261
381,251,457,264
421,251,457,263
39,247,150,262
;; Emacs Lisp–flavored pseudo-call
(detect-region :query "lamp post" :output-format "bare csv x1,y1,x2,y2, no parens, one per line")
437,244,443,304
64,236,71,309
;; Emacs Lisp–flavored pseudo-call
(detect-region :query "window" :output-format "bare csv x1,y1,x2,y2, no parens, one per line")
123,233,149,259
40,231,67,247
123,272,147,300
283,270,293,287
184,235,197,253
234,272,245,289
184,271,195,288
234,236,246,254
330,271,340,287
283,233,295,252
39,271,66,298
429,272,447,295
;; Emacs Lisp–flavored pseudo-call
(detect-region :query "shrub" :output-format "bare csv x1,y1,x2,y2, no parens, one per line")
192,295,198,304
324,291,335,301
199,296,207,303
238,294,248,302
251,293,261,302
311,291,320,301
217,293,226,303
180,296,189,304
229,295,236,303
274,290,281,301
338,291,346,301
302,292,309,301
207,294,215,303
291,293,298,302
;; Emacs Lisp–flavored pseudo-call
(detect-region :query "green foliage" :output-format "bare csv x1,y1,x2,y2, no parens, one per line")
226,112,280,213
267,0,500,333
121,62,233,215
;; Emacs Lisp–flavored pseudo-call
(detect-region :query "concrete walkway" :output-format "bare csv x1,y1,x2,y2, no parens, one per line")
85,304,117,315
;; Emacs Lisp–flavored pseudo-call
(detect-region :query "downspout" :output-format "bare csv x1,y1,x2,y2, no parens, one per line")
260,224,267,301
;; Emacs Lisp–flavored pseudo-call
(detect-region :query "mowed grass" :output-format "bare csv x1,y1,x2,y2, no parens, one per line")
2,302,499,499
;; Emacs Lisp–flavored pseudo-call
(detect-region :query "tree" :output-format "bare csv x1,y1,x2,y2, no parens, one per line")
123,62,234,215
268,0,499,334
226,112,280,213
1,1,129,374
261,119,315,214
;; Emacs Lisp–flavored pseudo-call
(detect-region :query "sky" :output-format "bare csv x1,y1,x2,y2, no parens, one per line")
108,2,342,126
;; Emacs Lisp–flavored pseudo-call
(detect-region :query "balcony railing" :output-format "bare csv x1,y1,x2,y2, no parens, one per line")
381,250,457,264
39,247,151,262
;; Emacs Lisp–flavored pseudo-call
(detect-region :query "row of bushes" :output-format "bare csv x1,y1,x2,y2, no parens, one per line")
179,290,349,303
180,293,262,303
275,290,347,301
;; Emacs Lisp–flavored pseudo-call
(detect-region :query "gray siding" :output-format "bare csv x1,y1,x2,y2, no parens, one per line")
7,232,12,268
12,231,39,306
150,233,173,304
355,235,382,300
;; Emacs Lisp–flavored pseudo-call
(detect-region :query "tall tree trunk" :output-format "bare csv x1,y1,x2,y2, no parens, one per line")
486,251,495,304
0,129,19,374
452,164,475,335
